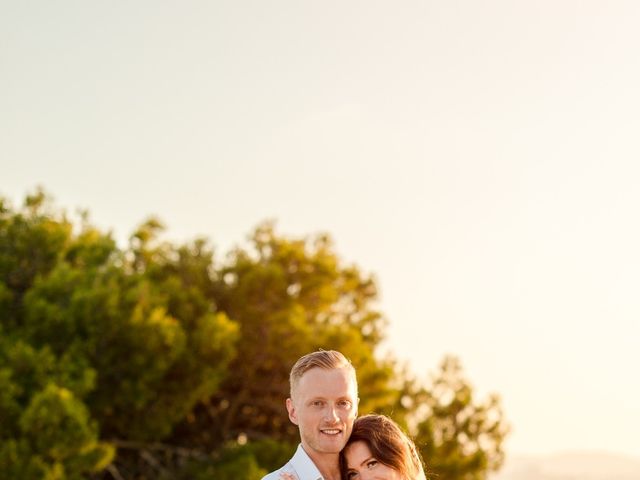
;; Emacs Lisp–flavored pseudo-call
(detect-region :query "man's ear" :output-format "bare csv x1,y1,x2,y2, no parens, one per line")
286,397,298,425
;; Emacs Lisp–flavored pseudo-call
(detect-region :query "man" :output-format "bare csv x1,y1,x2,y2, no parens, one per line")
261,350,359,480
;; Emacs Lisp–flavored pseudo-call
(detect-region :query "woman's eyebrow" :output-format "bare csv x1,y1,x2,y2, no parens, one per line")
359,456,375,467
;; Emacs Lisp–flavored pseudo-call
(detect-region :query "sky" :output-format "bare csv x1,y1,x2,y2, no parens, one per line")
2,1,640,459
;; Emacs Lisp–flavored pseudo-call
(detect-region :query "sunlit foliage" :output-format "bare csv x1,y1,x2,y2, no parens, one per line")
0,190,508,479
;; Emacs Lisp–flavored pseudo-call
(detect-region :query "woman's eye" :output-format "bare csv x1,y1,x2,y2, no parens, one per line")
347,472,358,479
366,460,378,469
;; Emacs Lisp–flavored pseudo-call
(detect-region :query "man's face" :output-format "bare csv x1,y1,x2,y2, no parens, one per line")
286,367,358,457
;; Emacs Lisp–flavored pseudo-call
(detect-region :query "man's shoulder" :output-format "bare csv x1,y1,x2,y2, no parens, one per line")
261,444,326,480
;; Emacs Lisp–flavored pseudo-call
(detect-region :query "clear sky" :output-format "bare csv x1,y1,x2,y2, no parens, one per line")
2,1,640,459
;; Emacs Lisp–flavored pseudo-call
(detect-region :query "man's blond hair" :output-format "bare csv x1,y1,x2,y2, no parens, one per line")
289,350,357,397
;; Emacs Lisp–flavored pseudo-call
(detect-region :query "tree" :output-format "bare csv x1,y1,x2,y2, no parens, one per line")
172,222,400,455
0,191,114,479
1,189,509,479
413,356,509,480
0,191,238,478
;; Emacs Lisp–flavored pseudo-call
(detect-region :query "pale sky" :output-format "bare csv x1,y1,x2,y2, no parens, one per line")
2,1,640,459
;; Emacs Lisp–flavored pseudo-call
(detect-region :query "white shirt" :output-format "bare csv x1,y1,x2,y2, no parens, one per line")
261,444,325,480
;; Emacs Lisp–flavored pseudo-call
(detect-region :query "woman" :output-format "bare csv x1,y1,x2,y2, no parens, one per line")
340,414,427,480
279,414,427,480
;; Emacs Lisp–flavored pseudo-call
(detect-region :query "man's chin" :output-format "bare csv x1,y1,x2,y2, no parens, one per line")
317,432,347,449
302,432,347,454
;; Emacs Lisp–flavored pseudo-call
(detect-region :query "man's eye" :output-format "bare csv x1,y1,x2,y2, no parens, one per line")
312,401,324,407
338,400,351,408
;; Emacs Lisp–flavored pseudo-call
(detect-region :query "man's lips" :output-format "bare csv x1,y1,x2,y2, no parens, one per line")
320,428,342,435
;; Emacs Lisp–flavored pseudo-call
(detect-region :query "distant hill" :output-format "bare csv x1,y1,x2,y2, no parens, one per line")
490,451,640,480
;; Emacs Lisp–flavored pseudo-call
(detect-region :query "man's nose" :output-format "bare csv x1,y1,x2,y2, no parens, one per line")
325,405,339,423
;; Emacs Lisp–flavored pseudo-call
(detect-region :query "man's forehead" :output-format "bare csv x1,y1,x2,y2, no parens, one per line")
293,366,357,396
298,365,356,381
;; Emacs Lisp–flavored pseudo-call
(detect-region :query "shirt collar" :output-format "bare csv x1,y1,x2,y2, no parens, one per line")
290,444,324,480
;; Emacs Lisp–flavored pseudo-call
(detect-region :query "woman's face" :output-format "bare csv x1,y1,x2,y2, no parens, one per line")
343,440,402,480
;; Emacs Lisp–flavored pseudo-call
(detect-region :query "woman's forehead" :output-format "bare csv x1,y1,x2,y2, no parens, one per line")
344,441,372,465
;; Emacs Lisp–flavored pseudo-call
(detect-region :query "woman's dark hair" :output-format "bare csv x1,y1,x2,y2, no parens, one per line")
340,414,426,479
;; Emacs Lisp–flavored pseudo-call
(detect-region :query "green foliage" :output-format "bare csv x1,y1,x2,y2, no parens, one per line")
174,221,399,451
240,438,297,472
169,439,295,480
20,384,113,469
0,191,238,478
0,190,508,479
413,356,509,480
0,378,114,479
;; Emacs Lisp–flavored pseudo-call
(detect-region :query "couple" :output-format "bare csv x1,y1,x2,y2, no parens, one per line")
262,350,426,480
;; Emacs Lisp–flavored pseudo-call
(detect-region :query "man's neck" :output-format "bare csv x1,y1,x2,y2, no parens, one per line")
302,445,341,480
